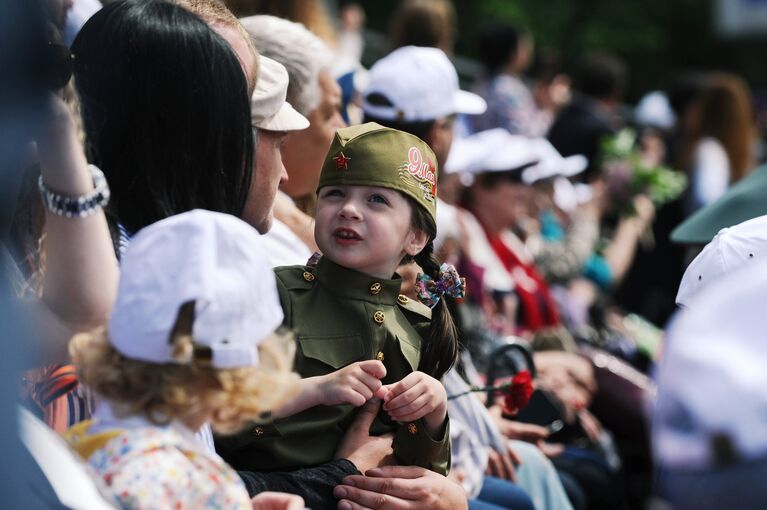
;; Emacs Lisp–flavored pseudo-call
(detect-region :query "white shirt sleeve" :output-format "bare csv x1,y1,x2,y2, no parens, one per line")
262,218,313,268
691,138,730,209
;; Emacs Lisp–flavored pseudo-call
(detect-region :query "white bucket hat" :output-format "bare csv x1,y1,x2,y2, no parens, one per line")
251,55,309,132
108,210,284,368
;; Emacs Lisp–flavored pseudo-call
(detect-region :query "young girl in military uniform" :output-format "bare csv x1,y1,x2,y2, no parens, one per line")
216,123,464,476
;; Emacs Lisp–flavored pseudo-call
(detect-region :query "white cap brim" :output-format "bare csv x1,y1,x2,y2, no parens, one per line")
255,102,310,132
561,154,589,177
454,89,487,115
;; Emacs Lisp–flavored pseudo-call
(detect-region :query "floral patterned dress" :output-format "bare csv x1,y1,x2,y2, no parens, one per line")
65,419,252,509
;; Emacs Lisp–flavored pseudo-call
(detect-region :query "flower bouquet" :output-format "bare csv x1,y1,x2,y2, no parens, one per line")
600,128,687,215
448,370,534,416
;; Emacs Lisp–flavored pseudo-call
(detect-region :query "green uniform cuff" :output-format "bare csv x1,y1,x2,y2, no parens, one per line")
392,417,451,476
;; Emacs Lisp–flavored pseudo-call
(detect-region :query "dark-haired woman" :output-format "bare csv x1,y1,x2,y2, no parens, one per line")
69,0,260,463
72,0,255,242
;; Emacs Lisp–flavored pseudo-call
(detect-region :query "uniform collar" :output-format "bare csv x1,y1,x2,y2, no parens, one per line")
312,255,402,304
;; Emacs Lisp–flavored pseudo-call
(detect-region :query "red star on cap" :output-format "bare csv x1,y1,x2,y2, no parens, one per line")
333,151,351,170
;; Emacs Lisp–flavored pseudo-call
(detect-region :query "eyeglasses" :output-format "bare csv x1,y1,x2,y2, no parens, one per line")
45,42,74,90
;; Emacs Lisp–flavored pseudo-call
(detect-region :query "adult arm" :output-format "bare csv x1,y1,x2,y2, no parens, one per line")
18,299,76,367
239,398,394,508
35,96,118,330
602,194,655,285
238,460,359,508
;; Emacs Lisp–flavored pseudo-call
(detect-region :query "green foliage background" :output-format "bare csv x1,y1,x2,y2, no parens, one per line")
356,0,767,102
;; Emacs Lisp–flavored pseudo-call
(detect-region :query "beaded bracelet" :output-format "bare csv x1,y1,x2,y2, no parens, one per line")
38,164,111,218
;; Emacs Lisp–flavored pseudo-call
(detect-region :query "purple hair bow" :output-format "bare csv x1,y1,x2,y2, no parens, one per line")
415,263,466,308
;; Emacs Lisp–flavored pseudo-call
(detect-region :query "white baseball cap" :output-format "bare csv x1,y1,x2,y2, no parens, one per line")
655,260,767,470
362,46,486,121
676,215,767,308
634,90,675,130
108,210,284,369
445,129,539,179
520,139,588,184
251,55,309,132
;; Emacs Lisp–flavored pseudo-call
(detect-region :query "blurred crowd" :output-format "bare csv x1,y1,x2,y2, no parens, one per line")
7,0,767,509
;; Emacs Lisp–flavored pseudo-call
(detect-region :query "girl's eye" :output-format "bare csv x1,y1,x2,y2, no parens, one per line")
323,188,344,198
369,194,389,205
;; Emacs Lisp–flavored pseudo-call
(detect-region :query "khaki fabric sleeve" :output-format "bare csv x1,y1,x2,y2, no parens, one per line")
392,417,451,476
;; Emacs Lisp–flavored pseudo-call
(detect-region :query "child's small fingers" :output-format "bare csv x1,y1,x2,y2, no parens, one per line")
358,360,387,379
339,386,367,407
373,386,390,401
382,372,420,399
390,405,430,423
386,393,430,417
350,380,376,402
383,384,423,411
356,371,383,393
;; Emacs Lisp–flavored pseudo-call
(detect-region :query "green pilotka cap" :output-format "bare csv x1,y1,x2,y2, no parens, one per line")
317,123,438,224
671,163,767,244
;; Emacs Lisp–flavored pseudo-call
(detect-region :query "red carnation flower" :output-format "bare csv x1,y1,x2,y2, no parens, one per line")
502,370,534,415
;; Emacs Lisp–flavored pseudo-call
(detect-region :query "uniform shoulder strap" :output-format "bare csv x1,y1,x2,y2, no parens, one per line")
274,265,315,291
396,294,432,321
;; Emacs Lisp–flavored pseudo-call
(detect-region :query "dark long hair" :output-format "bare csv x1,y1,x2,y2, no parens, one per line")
406,200,459,380
72,0,254,234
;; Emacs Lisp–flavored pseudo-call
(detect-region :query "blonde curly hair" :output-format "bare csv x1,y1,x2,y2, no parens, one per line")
70,305,299,434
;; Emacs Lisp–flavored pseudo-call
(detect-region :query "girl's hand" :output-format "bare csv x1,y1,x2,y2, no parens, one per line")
318,360,387,407
273,360,386,419
377,372,447,435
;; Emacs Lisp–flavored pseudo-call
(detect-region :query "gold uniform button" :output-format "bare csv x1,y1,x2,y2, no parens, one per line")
375,351,385,361
303,271,315,282
373,311,385,324
397,294,409,305
369,282,382,295
253,426,265,436
407,422,418,435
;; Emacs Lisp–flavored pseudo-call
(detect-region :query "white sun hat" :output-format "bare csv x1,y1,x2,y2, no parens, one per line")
676,214,767,308
108,209,284,368
362,46,486,122
521,139,588,184
445,129,539,180
655,258,767,470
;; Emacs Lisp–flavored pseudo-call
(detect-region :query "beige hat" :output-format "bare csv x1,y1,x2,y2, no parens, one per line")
251,55,309,132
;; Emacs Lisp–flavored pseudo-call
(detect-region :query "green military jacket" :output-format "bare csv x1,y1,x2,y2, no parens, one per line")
215,255,450,475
